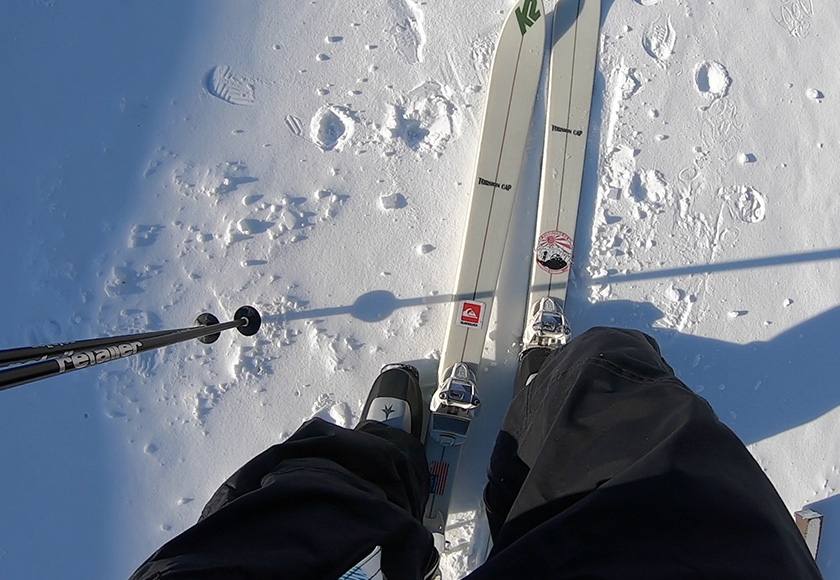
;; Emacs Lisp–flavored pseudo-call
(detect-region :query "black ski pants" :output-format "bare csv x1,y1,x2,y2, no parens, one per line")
129,327,823,579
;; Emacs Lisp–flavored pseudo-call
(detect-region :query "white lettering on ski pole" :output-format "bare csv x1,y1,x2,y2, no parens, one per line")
56,341,143,373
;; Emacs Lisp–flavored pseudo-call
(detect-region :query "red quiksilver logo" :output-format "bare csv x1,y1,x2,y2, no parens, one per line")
458,300,485,328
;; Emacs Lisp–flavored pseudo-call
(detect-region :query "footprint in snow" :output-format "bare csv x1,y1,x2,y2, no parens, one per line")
311,393,354,428
379,193,407,210
642,16,676,64
285,115,304,137
720,185,766,224
129,224,164,248
310,106,356,152
206,65,255,106
389,0,426,65
695,61,731,99
382,81,458,157
806,88,824,103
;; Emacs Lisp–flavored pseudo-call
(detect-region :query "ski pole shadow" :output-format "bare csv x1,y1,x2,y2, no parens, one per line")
268,290,483,325
267,240,840,328
549,0,582,49
275,286,840,485
549,0,612,50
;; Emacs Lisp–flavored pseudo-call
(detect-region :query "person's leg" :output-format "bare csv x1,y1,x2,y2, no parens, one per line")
483,345,551,538
476,327,822,579
129,365,437,580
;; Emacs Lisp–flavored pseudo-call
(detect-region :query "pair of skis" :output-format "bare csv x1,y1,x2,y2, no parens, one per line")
422,0,601,555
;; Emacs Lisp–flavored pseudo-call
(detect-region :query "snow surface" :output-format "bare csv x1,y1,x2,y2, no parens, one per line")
2,0,839,578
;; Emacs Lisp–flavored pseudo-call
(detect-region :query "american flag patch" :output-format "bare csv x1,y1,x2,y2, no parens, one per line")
430,461,450,495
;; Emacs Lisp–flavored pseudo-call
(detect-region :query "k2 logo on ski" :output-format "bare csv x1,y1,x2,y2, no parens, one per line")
458,300,485,328
535,230,573,274
516,0,542,36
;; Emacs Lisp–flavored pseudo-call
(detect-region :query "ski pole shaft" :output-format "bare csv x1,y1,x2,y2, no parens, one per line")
0,328,193,368
0,306,261,393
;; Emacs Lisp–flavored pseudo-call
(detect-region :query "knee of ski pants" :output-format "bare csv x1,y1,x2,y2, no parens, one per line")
547,326,678,381
214,419,429,518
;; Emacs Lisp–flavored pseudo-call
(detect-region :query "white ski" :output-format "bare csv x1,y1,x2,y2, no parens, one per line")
525,0,601,321
469,0,602,565
424,0,546,554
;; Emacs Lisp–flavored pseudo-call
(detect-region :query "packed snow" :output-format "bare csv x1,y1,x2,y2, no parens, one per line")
2,0,838,578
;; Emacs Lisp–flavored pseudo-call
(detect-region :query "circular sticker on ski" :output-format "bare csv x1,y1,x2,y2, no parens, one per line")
535,230,573,274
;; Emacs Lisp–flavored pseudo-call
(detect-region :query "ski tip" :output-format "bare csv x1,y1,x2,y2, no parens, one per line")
507,0,546,39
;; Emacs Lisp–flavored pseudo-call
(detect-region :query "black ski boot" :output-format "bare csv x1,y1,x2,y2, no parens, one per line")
358,363,425,440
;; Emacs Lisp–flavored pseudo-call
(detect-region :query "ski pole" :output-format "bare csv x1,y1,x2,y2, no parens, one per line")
0,311,255,369
0,327,198,368
0,306,261,393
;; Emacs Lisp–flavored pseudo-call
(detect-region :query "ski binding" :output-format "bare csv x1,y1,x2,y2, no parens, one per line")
523,297,572,349
428,362,480,447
